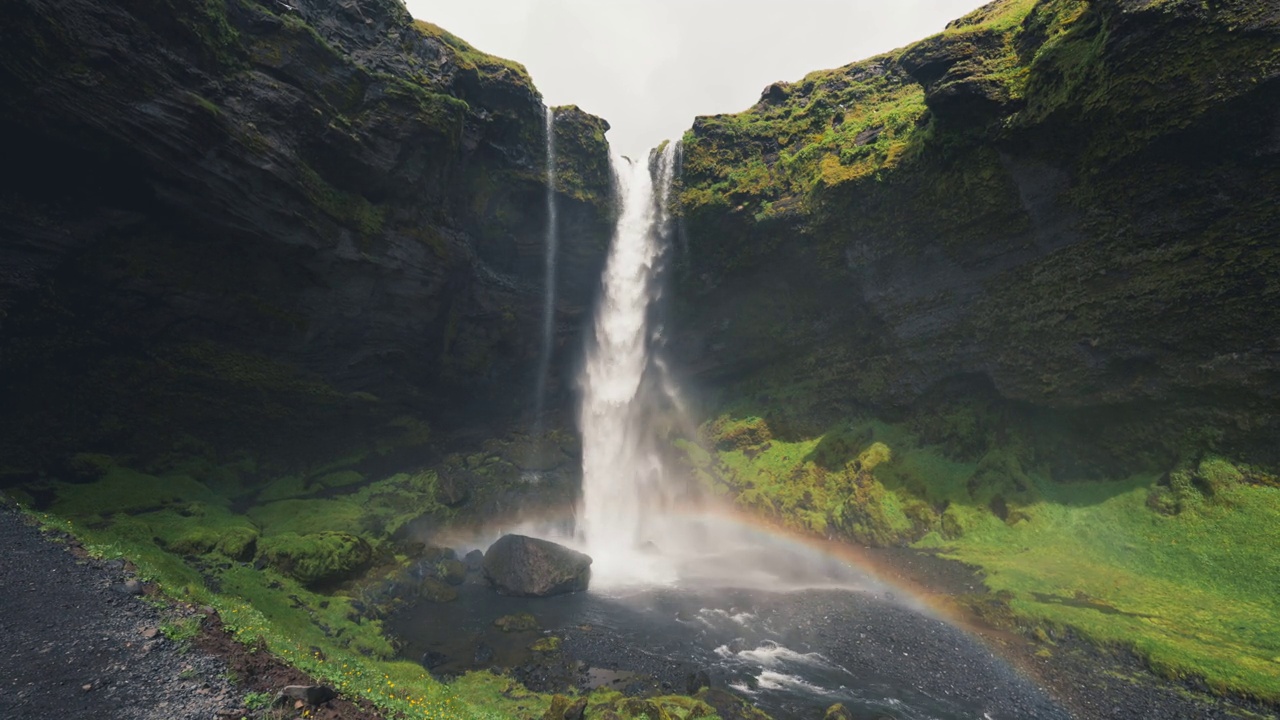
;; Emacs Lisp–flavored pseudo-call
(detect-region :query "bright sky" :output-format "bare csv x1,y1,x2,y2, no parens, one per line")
405,0,988,156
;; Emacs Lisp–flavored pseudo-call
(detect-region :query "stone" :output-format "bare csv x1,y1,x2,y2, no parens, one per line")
686,669,711,694
112,579,144,596
434,474,470,507
473,642,494,665
482,534,591,597
277,685,335,706
823,704,854,720
420,578,458,603
463,549,485,572
437,558,467,585
493,613,539,632
420,650,449,669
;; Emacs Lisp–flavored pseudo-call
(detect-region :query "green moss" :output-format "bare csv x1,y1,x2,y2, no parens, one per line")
411,20,534,89
530,636,561,652
494,613,539,632
169,525,258,561
297,162,387,237
551,105,616,212
926,477,1280,700
258,531,373,585
50,466,218,517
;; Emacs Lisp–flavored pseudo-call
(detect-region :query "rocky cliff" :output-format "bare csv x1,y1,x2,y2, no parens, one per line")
0,0,614,472
674,0,1279,470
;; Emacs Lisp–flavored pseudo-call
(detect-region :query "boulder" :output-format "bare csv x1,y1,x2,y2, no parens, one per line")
437,558,467,585
824,704,854,720
493,613,539,632
420,578,458,603
276,685,335,707
482,534,591,597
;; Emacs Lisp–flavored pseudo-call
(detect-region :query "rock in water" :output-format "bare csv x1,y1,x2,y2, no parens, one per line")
482,534,591,597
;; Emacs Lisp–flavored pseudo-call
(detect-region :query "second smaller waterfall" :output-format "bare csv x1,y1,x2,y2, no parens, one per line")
533,106,559,434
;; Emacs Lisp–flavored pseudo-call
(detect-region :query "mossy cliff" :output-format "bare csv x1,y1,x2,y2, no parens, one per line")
676,0,1278,445
0,0,614,473
673,0,1280,704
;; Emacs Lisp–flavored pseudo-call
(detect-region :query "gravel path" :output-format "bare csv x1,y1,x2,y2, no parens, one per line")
0,505,237,720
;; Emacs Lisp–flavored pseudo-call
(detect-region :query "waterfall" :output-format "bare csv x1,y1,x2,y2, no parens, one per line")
533,105,559,435
577,142,687,585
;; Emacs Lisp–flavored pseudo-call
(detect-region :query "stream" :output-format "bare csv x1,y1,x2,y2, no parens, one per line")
387,516,1069,720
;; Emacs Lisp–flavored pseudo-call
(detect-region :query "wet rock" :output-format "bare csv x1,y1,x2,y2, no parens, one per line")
542,694,573,720
434,474,470,507
482,534,591,597
564,697,588,720
420,578,458,603
437,558,467,585
420,651,449,670
464,549,485,572
823,703,854,720
276,684,335,707
494,613,539,632
473,642,494,665
545,691,588,717
686,668,711,694
695,688,772,720
421,546,457,563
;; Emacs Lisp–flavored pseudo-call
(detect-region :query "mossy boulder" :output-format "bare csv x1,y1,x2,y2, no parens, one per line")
258,532,373,586
420,577,458,603
169,526,259,561
436,558,467,585
494,613,539,632
823,704,854,720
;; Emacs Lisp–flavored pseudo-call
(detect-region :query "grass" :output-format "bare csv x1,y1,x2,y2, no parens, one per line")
922,476,1280,698
411,21,533,90
16,444,737,719
685,399,1280,702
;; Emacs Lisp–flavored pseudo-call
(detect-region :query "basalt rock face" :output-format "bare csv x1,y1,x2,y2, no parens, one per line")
0,0,613,470
674,0,1280,468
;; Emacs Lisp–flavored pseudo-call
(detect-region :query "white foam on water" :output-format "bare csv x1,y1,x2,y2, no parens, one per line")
756,670,838,696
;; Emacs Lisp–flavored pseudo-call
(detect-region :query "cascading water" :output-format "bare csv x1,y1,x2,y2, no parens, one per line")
577,142,689,585
532,105,559,435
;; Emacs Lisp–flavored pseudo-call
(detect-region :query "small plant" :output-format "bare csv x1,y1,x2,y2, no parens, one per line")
178,667,199,681
244,691,274,710
161,615,203,650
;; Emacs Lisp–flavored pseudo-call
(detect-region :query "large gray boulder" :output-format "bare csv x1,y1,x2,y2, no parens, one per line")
482,534,591,597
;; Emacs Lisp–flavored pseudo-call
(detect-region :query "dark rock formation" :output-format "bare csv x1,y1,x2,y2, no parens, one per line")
277,684,336,707
0,0,614,472
482,534,591,597
674,0,1280,469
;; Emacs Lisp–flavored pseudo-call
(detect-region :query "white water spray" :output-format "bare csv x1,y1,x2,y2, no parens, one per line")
577,143,687,585
533,106,559,434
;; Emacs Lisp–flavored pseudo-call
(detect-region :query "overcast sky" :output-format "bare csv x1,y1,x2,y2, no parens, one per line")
405,0,988,156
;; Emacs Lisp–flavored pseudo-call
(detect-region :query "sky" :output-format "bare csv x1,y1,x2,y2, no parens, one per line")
405,0,989,156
